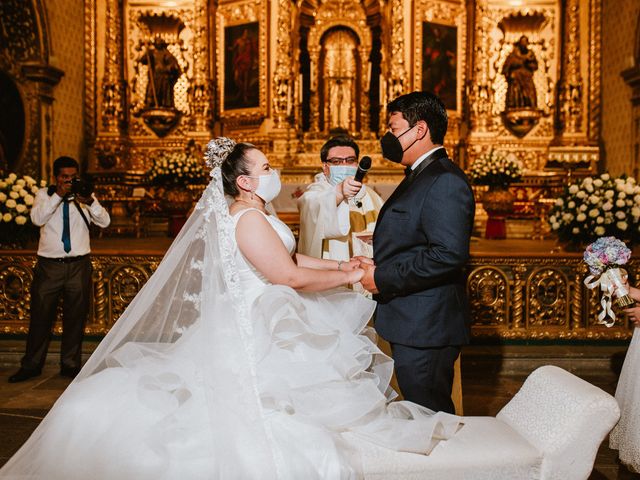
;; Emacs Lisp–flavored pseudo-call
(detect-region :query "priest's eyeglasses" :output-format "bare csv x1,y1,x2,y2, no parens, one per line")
325,156,358,165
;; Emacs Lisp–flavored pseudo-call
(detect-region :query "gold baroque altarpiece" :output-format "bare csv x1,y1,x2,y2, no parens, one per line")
0,250,635,340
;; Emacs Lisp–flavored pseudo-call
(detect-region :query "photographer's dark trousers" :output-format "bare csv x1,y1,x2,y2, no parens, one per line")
21,255,92,372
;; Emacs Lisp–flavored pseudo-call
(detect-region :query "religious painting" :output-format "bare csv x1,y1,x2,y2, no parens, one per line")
224,22,260,110
421,22,457,111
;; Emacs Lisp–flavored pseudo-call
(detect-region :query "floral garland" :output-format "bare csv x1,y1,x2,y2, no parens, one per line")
0,173,47,246
548,173,640,245
469,149,523,189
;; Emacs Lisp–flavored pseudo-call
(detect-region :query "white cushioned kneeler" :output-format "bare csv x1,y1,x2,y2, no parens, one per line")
355,366,619,480
350,416,542,480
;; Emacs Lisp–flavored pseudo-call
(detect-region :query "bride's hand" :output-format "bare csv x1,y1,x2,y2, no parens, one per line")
346,268,364,285
339,259,361,271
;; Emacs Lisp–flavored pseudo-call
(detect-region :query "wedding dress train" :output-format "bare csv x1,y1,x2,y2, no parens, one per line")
0,166,459,480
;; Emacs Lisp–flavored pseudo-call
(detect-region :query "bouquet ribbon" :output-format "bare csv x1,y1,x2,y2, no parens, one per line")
583,267,628,327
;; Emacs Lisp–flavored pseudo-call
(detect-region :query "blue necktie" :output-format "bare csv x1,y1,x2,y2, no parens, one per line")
62,200,71,253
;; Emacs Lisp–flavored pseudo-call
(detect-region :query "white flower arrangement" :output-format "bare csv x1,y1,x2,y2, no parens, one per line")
148,151,209,187
0,173,47,246
469,149,523,189
548,173,640,244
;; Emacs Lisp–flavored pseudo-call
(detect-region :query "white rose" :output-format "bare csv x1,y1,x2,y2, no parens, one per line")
605,190,615,199
584,177,593,184
572,227,580,234
19,189,26,197
562,213,573,222
595,226,605,236
585,184,594,193
24,195,34,206
569,185,579,194
589,195,600,204
15,215,27,225
2,213,11,222
577,191,586,199
596,217,604,224
579,204,588,212
15,204,26,213
601,173,610,181
9,191,19,199
617,221,628,231
5,199,16,209
552,222,560,230
616,211,626,220
549,215,557,223
619,191,627,199
0,181,6,189
568,201,576,209
588,209,599,218
626,184,635,195
594,179,603,187
16,179,25,186
616,199,626,208
577,213,587,222
8,173,17,181
635,195,640,203
23,175,35,184
0,193,6,202
632,207,640,217
602,202,613,211
555,198,564,206
11,185,21,192
31,186,38,194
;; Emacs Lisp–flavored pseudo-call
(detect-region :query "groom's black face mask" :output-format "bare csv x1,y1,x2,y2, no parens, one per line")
380,125,424,163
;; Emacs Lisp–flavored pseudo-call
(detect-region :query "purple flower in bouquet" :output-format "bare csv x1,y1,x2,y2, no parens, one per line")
583,236,634,327
583,236,632,276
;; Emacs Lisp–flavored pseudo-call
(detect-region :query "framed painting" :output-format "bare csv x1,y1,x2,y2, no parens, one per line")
223,22,260,110
421,21,458,111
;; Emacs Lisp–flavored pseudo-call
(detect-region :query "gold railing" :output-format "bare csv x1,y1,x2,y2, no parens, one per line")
0,249,636,339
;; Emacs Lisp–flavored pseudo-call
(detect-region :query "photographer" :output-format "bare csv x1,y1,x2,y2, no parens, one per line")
9,156,110,383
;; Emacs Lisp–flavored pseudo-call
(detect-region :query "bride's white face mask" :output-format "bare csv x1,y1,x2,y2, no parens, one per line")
244,170,281,203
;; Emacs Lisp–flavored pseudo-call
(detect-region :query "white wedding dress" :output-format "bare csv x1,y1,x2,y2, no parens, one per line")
610,327,640,472
0,166,459,480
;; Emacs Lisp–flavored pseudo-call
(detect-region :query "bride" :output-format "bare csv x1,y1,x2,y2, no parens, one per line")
0,138,459,479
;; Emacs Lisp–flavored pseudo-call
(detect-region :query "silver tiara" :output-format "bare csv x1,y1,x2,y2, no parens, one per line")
204,137,237,170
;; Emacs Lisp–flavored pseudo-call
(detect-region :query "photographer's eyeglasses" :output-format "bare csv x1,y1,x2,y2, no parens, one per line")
325,157,358,165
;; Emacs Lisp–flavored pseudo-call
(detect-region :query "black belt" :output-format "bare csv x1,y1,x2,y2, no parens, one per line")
38,254,89,263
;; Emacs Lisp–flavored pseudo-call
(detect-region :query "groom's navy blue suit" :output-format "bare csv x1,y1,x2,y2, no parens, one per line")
373,147,475,413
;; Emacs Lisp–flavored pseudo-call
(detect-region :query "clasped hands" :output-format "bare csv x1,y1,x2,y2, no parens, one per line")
341,255,378,294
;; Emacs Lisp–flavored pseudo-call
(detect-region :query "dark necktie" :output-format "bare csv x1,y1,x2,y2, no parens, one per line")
62,200,71,253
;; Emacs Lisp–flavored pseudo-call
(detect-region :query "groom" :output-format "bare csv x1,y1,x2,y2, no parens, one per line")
360,91,475,414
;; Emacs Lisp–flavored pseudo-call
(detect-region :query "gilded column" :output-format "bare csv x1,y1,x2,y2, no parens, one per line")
101,0,126,133
587,0,602,142
190,0,213,132
387,0,407,101
309,47,321,133
512,265,527,330
469,1,492,133
559,0,583,136
92,260,108,328
572,263,586,330
273,0,293,130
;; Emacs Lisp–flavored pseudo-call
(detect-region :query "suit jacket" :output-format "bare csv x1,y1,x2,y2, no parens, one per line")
373,148,475,347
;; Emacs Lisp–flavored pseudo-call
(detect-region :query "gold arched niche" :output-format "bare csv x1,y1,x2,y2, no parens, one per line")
319,27,360,134
305,0,372,138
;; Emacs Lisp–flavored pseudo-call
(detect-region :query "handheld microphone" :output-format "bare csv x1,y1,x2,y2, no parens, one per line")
353,156,372,183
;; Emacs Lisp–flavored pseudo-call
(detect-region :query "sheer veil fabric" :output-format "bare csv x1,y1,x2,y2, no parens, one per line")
0,139,460,480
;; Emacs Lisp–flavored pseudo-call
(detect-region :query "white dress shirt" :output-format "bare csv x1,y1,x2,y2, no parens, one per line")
30,189,111,258
411,146,445,171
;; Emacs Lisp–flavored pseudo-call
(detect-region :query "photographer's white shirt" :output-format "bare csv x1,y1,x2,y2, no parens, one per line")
30,189,111,258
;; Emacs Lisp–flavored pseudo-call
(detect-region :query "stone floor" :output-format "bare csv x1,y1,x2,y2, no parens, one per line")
0,340,639,478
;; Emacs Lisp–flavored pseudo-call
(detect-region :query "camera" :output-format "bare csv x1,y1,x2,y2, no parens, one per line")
70,177,94,198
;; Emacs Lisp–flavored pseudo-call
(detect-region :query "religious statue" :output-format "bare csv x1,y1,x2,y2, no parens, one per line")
502,36,538,109
329,77,351,132
140,36,182,110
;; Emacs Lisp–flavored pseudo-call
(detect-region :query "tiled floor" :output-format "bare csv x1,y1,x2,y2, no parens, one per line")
0,341,639,478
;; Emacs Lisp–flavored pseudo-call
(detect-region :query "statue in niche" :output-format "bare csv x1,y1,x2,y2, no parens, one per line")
140,36,182,109
329,78,351,131
323,29,357,133
502,35,538,109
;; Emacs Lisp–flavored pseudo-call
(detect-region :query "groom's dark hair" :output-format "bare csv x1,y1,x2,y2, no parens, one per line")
387,91,448,145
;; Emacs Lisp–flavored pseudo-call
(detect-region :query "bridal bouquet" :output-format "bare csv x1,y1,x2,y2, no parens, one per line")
583,236,635,327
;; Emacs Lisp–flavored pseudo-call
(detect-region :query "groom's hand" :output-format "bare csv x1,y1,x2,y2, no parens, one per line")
360,264,379,294
352,256,375,266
